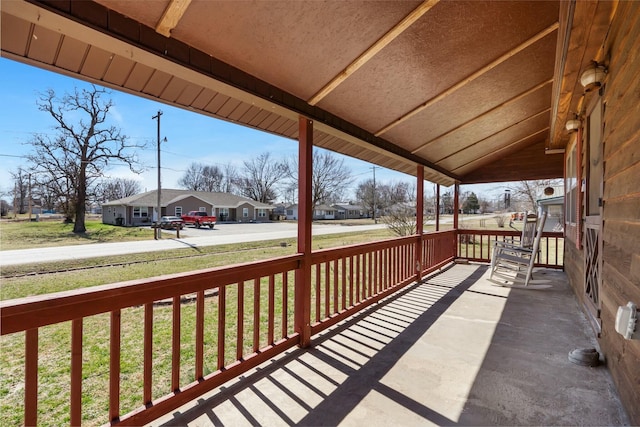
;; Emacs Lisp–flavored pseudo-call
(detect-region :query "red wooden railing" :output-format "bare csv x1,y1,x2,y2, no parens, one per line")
0,231,456,426
456,229,564,268
309,230,456,335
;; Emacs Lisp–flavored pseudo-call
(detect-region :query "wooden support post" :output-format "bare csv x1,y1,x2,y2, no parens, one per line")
453,183,460,258
416,165,424,281
435,184,440,231
295,116,313,347
453,183,460,229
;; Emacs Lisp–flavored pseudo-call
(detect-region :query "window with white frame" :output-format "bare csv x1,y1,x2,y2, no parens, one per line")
586,97,603,216
133,206,149,218
199,207,206,212
175,206,183,216
243,207,249,217
565,139,578,227
257,209,266,217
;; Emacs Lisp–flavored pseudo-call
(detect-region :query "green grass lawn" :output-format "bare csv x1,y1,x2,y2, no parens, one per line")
0,218,155,250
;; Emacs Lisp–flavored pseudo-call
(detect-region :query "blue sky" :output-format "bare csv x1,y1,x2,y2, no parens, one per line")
0,57,499,202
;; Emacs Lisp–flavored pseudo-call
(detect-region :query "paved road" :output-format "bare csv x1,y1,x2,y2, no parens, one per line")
0,222,387,267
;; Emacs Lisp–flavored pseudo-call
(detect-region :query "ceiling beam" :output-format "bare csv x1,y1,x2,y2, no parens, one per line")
307,0,439,106
155,0,192,37
412,78,553,155
375,22,560,137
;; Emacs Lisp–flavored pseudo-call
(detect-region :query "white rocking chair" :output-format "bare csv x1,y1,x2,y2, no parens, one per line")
489,211,551,289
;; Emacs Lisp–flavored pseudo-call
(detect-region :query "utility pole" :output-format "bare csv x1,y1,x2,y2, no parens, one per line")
28,173,32,221
152,110,163,239
13,181,17,219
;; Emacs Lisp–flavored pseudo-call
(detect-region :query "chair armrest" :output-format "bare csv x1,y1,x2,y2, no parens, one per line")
493,241,521,249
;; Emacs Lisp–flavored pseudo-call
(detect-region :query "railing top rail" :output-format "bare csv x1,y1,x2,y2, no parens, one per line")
310,229,455,262
1,254,302,335
458,229,563,238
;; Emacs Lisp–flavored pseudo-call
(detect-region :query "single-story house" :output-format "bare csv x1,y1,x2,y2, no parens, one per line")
102,189,275,226
332,204,367,220
285,203,337,221
285,204,298,221
313,204,336,220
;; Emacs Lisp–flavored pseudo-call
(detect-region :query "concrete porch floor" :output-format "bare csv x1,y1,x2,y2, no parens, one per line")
150,263,629,426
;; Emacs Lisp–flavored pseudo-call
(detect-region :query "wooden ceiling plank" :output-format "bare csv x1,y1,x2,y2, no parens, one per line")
412,78,553,154
435,108,551,164
451,127,549,174
156,0,192,38
307,0,439,106
375,22,560,137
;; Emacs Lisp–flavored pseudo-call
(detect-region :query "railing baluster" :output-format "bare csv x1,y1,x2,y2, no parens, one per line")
25,328,38,427
348,256,354,307
282,272,288,338
268,276,275,345
172,297,180,391
253,278,260,353
237,281,244,360
376,250,381,294
333,259,338,313
71,319,83,426
196,291,204,380
324,262,330,317
368,251,373,298
144,303,153,404
315,263,321,322
341,257,347,310
355,253,361,303
217,285,226,370
110,310,121,422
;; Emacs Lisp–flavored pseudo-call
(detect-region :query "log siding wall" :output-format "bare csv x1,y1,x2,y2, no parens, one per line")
566,2,640,422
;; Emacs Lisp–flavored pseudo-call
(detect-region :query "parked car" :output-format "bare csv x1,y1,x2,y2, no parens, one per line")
159,216,184,230
181,211,217,228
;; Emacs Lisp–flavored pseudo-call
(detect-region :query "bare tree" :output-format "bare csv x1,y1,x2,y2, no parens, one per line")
26,85,144,232
178,162,224,192
441,191,454,214
381,204,418,236
284,149,352,206
0,199,8,217
355,178,380,218
511,179,562,212
10,167,29,214
238,152,285,203
96,177,141,202
379,181,412,208
221,163,241,194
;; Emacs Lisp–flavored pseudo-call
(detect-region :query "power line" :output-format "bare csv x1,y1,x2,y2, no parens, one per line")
0,153,28,158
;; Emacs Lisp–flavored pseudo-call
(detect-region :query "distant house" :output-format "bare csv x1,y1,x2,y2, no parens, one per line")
313,204,335,220
332,203,366,220
101,189,274,226
271,203,287,220
285,204,298,220
285,204,339,220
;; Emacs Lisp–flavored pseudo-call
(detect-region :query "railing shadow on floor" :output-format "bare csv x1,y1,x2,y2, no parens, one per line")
154,264,489,426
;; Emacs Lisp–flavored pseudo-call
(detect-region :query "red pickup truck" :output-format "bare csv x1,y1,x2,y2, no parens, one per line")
181,211,217,228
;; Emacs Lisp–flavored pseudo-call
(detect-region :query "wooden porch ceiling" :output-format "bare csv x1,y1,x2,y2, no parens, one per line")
1,0,614,185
